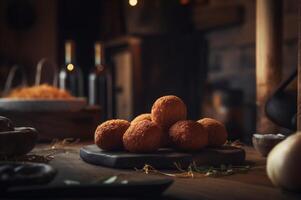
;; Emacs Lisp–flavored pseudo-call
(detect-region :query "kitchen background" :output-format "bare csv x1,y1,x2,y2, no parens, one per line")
0,0,298,143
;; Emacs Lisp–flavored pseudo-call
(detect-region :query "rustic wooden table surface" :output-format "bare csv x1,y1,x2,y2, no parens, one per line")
27,142,301,200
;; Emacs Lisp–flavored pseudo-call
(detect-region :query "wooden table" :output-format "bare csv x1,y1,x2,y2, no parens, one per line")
30,142,301,200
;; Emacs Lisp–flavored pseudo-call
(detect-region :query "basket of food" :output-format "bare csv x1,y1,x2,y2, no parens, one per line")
0,59,100,141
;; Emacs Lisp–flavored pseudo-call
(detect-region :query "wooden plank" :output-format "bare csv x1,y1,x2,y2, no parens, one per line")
128,38,143,116
193,5,243,31
0,107,101,141
256,0,282,134
20,144,301,199
103,37,143,117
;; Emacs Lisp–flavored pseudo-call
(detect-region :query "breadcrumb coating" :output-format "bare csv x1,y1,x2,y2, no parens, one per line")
95,119,130,151
169,120,208,151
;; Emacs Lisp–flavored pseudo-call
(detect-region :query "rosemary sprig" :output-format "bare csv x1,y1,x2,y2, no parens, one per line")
138,162,250,178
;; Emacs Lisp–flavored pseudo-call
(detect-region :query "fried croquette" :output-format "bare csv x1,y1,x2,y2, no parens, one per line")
95,119,130,151
131,113,151,125
197,118,228,147
169,120,208,151
123,120,162,153
151,95,187,130
151,95,187,146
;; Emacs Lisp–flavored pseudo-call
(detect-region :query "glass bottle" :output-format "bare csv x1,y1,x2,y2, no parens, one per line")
89,42,112,120
59,40,83,97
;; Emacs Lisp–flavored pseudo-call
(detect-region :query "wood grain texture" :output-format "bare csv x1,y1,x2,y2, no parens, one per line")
297,0,301,131
25,143,301,200
256,0,282,134
0,107,101,141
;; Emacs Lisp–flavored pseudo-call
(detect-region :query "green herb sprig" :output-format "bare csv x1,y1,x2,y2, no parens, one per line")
139,162,250,178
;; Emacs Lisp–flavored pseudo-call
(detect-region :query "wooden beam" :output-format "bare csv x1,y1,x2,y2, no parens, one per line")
297,0,301,131
193,5,243,31
256,0,282,134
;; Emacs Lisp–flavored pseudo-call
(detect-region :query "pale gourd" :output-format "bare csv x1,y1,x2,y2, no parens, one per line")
267,132,301,191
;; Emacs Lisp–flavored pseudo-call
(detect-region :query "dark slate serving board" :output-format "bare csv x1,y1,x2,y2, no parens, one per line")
80,145,246,169
4,178,173,198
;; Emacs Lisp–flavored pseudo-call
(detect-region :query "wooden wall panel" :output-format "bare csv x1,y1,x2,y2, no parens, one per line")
297,0,301,131
256,0,282,134
0,0,57,83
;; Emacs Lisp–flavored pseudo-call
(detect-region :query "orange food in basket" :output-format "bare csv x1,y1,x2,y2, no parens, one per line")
6,84,74,99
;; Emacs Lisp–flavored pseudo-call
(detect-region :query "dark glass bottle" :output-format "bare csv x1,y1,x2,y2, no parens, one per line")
59,40,83,97
89,42,111,120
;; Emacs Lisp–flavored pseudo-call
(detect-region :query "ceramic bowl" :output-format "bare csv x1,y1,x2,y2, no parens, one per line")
252,133,285,157
0,127,38,157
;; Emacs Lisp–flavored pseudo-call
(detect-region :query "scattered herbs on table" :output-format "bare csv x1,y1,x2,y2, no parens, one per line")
138,162,250,178
0,138,80,163
137,142,249,178
225,140,245,148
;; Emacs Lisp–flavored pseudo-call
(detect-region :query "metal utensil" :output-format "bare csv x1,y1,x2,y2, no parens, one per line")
265,69,297,131
35,58,58,87
3,65,27,96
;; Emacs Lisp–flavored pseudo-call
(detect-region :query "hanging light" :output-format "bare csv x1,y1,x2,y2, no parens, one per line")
67,64,74,71
129,0,138,7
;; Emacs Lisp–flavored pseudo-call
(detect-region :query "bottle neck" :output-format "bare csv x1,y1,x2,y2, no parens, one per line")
65,41,76,64
94,42,104,66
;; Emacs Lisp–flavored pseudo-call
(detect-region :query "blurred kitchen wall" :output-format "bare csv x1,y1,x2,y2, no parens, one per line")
0,0,57,83
197,0,298,142
0,0,299,142
203,0,297,104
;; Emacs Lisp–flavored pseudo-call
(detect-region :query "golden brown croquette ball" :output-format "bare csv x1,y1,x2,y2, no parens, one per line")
131,113,151,125
169,120,208,151
197,118,228,147
151,95,187,130
151,95,187,146
95,119,130,151
123,120,162,153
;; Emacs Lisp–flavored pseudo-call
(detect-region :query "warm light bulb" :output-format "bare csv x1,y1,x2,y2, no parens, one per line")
67,64,74,71
129,0,138,7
